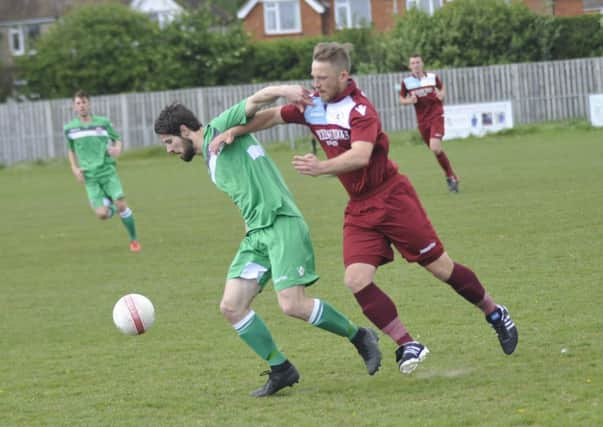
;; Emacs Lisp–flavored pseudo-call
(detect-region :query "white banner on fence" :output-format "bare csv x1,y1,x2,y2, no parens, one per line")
443,101,513,140
588,94,603,127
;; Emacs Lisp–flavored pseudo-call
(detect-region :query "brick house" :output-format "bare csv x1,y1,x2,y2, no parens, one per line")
237,0,603,40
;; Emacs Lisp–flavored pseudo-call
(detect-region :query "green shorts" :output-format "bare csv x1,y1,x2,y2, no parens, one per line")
227,215,319,292
84,169,125,209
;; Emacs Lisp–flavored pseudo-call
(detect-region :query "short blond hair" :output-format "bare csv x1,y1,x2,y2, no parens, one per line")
313,42,353,72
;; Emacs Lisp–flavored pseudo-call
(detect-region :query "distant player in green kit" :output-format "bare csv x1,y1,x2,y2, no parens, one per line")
64,90,140,252
153,86,381,397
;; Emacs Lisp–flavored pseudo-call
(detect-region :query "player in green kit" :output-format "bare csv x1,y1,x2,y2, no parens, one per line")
154,85,381,397
64,90,140,252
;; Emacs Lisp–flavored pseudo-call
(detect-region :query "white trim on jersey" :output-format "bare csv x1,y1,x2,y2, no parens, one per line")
403,72,438,90
208,152,218,183
68,129,110,140
325,96,356,129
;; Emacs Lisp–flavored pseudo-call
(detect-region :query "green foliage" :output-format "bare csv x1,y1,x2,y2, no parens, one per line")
551,14,603,59
248,37,321,82
247,28,390,83
16,3,162,99
385,8,437,71
155,9,253,89
387,0,559,68
8,0,603,100
332,28,389,74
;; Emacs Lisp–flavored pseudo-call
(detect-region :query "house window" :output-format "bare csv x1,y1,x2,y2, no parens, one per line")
335,0,372,29
406,0,444,15
8,24,41,56
264,0,301,34
9,27,25,56
148,11,176,28
25,23,41,53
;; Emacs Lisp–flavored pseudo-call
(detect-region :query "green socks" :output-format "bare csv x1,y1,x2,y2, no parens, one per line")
119,207,138,241
308,299,358,340
234,310,287,366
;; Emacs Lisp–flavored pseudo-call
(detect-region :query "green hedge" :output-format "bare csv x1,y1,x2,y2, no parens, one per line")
13,0,603,100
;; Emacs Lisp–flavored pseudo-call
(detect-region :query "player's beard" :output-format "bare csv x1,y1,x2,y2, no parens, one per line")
180,138,196,162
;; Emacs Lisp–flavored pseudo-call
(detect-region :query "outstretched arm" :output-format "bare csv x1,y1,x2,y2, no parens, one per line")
209,85,312,154
244,85,311,117
209,107,284,154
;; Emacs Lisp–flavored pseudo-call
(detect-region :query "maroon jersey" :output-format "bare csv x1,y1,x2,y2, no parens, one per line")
400,72,444,126
281,79,399,199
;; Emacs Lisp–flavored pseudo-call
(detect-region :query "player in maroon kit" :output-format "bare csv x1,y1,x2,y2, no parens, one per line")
400,54,459,192
209,42,518,374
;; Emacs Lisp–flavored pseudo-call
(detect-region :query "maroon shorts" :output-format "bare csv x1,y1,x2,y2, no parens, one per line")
343,175,444,267
418,115,444,145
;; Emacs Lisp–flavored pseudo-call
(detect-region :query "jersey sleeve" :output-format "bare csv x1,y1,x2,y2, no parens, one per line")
436,75,443,90
400,80,408,97
280,104,306,124
209,99,248,131
64,126,75,151
349,105,379,145
104,119,121,141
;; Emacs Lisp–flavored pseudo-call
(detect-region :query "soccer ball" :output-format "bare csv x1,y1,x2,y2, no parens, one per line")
112,293,155,335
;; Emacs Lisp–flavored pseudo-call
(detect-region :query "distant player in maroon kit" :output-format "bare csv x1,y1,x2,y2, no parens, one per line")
400,54,459,192
209,42,518,373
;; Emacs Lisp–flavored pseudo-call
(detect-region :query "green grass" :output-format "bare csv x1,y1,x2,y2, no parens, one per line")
1,121,602,426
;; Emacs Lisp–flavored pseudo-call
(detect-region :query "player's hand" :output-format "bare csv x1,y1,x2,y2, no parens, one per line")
435,89,444,101
410,94,418,104
209,129,236,155
292,153,322,176
72,167,84,183
107,144,122,157
282,85,313,112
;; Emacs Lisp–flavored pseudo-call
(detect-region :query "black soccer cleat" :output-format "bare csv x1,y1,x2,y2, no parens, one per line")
395,341,429,374
486,305,518,355
250,361,300,397
446,176,459,193
351,327,382,375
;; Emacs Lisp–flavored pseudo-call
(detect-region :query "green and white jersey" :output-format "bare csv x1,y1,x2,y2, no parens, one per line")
202,100,302,232
64,115,120,178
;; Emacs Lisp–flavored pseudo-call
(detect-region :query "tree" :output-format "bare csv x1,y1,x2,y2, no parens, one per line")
155,9,253,89
386,0,558,69
16,3,162,99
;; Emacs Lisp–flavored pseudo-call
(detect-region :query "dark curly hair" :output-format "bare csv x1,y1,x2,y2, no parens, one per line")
154,103,202,136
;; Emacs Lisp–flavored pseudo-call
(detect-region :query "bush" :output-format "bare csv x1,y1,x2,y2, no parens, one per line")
387,0,559,68
155,10,254,89
16,3,162,99
551,14,603,59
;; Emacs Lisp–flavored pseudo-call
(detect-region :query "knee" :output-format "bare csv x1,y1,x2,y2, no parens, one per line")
115,200,127,213
430,145,442,155
424,253,455,282
278,299,298,317
95,209,110,220
220,298,244,323
344,273,370,293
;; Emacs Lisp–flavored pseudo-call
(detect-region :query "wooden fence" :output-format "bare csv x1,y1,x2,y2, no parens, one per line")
1,56,601,166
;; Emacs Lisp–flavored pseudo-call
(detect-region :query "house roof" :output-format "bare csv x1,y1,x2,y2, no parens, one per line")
237,0,327,20
0,0,130,23
130,0,183,13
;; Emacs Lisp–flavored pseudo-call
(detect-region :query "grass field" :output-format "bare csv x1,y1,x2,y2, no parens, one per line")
1,121,602,426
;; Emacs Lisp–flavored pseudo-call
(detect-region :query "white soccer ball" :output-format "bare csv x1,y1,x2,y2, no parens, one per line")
112,293,155,335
